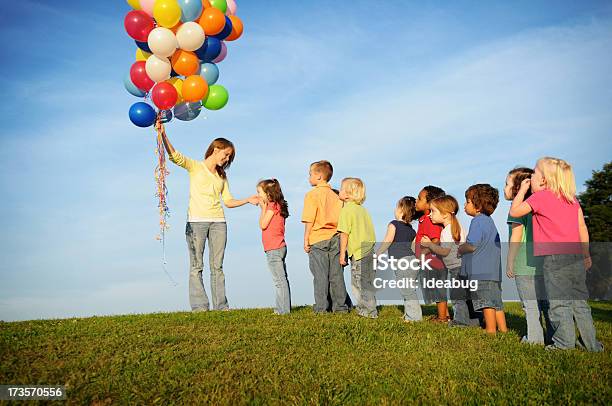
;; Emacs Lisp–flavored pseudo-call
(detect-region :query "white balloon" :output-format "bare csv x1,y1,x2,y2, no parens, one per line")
145,55,172,83
176,22,206,52
148,27,178,58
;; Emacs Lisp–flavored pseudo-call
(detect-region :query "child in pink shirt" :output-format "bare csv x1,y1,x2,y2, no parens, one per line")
257,179,291,315
510,157,602,352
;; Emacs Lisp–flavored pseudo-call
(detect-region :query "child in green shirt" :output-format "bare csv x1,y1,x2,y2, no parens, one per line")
504,167,551,344
338,178,377,318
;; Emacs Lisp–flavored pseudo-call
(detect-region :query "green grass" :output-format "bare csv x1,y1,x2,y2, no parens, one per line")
1,302,611,405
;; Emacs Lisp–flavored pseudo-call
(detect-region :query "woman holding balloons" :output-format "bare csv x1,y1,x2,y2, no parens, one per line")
123,0,248,310
160,132,259,311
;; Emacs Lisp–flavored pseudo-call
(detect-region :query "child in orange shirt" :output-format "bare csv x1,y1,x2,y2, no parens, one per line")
302,161,349,313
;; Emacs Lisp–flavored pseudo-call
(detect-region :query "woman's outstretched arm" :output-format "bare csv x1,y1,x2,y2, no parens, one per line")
225,196,259,208
159,125,176,155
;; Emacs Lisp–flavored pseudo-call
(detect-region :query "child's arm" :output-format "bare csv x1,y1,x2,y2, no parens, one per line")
339,232,349,266
258,201,274,230
376,223,396,256
420,237,440,256
509,178,533,218
458,243,476,255
421,236,450,257
506,223,524,278
303,223,313,253
578,206,592,270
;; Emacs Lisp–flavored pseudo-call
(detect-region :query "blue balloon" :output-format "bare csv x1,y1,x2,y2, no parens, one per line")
200,63,219,85
160,109,173,124
135,40,151,53
178,0,202,22
170,68,180,78
195,37,221,62
174,102,202,121
212,16,233,40
124,73,146,97
129,102,157,127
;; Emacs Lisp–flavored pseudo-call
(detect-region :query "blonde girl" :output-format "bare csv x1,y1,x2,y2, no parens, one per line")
510,157,602,351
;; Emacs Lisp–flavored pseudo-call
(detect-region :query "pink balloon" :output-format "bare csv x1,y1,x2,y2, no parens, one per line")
212,42,227,63
226,0,237,16
140,0,155,17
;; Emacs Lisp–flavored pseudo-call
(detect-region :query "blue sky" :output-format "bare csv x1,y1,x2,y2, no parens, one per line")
0,0,611,321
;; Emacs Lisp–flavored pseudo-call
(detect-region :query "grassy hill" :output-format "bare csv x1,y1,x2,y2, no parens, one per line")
1,303,611,404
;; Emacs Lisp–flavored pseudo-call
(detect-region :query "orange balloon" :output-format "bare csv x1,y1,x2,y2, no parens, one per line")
225,15,243,41
170,21,183,34
171,50,200,76
202,0,211,7
182,75,209,102
198,7,225,35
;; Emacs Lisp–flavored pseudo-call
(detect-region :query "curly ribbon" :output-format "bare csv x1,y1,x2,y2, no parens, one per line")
155,116,178,286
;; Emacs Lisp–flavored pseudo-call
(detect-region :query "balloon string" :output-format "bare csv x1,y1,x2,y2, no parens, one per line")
155,116,177,287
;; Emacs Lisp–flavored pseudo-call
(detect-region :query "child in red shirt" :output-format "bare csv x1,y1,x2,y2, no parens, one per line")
415,185,449,322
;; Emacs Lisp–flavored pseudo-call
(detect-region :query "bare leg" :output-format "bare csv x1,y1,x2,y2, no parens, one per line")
483,308,497,334
437,301,449,320
496,310,508,333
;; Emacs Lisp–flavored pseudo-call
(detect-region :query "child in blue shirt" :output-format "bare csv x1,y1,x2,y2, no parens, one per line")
459,184,508,334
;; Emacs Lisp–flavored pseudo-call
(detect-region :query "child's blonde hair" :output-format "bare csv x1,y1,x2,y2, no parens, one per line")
341,177,366,204
537,157,576,203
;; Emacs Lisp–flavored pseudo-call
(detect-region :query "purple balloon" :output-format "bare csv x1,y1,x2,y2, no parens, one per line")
212,42,227,63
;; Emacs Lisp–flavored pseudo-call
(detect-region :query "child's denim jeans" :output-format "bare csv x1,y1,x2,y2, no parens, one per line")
448,267,480,326
515,274,552,344
265,246,291,315
543,254,603,352
186,222,229,311
308,234,349,313
393,256,422,321
350,250,378,318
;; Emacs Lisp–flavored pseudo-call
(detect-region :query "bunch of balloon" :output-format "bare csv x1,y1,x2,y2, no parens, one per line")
123,0,244,248
124,0,243,127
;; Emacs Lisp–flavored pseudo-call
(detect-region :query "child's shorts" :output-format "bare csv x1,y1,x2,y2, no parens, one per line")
472,280,503,311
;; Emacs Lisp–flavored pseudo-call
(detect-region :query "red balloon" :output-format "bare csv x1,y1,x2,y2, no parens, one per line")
130,61,154,92
124,10,155,42
152,82,178,110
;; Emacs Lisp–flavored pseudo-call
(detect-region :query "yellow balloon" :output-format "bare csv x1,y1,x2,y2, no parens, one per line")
154,0,182,28
135,48,152,61
126,0,141,10
168,77,184,103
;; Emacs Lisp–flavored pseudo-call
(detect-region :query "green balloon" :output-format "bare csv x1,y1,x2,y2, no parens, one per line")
209,0,227,14
203,84,229,110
